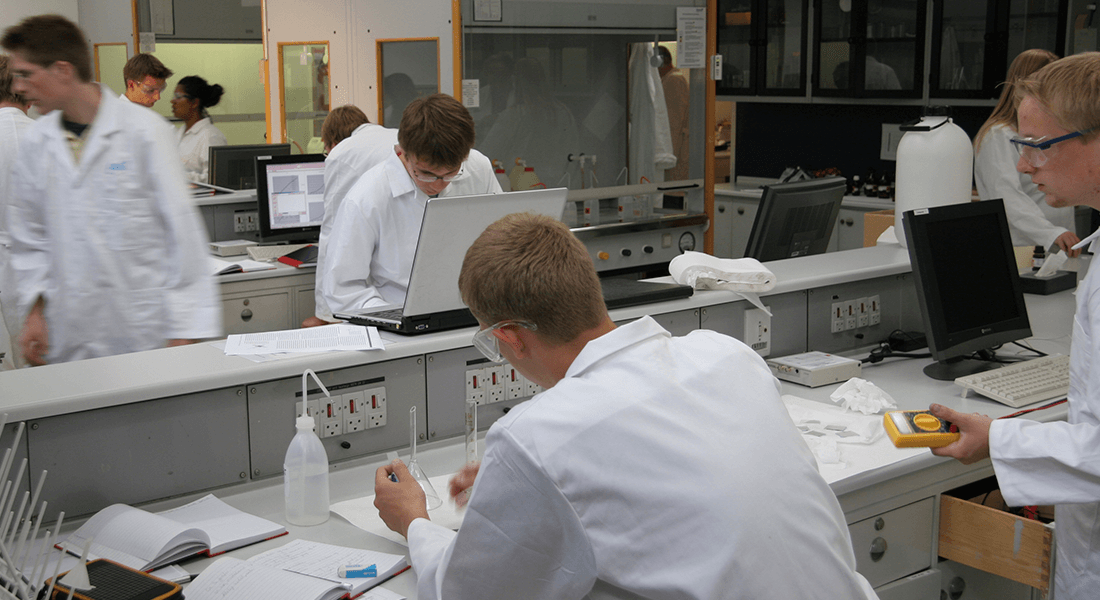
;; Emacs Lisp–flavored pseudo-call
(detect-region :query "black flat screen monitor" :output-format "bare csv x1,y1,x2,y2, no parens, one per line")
255,153,326,244
209,143,291,190
902,199,1032,380
744,176,847,261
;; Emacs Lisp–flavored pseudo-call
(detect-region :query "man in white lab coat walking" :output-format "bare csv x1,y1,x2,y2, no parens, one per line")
0,55,35,370
2,15,221,365
931,52,1100,600
374,213,878,600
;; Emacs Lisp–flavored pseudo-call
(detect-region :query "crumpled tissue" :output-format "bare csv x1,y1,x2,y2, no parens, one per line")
669,251,776,314
829,377,897,415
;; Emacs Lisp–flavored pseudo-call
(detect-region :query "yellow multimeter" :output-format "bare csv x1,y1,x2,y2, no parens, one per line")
884,410,961,448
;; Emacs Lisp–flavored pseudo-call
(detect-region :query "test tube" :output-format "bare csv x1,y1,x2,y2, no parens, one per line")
464,398,478,465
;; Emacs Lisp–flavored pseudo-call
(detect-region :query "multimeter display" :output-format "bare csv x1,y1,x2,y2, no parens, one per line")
884,410,961,448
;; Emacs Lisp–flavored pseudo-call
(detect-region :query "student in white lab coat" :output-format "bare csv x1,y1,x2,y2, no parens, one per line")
373,213,878,600
171,75,227,183
973,49,1080,255
931,52,1100,600
2,15,222,365
120,53,172,109
0,55,35,370
320,94,500,315
306,105,398,326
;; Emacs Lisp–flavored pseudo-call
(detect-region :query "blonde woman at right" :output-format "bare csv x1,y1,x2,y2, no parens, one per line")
974,49,1081,256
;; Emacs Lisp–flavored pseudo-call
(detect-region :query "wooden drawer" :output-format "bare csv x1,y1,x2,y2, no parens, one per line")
938,494,1053,592
849,497,934,588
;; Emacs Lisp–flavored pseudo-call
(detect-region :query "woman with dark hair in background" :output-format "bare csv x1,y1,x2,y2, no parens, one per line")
974,49,1079,255
172,75,227,183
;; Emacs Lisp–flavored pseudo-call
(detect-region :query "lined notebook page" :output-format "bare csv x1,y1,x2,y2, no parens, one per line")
184,557,343,600
249,539,407,596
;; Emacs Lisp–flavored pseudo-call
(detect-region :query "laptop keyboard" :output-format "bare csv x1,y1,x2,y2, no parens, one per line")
364,308,403,322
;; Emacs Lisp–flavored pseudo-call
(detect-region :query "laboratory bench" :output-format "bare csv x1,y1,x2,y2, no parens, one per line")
0,243,1072,599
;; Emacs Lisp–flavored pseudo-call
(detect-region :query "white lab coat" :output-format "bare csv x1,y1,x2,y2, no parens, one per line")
0,106,35,370
176,117,227,183
975,124,1074,248
628,44,676,187
320,149,501,314
314,123,399,320
407,317,878,600
990,227,1100,600
8,85,222,363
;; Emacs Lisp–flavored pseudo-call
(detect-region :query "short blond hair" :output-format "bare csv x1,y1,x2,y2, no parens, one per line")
1016,52,1100,143
458,213,606,345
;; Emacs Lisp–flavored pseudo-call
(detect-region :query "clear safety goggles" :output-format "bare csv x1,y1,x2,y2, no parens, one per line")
472,320,537,363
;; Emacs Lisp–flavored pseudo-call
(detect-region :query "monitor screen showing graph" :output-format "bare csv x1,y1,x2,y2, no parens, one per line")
255,154,326,244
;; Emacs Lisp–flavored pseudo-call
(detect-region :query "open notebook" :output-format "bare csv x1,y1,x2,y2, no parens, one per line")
335,187,568,334
57,494,286,572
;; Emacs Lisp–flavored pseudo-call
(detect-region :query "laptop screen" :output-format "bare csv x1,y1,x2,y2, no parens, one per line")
401,187,569,316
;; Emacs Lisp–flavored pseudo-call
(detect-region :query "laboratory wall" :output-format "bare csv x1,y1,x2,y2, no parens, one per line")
266,0,457,144
149,43,268,146
79,0,133,54
735,102,989,185
1,0,79,37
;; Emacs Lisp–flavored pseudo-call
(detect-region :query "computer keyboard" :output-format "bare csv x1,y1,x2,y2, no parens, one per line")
954,354,1070,408
246,243,309,262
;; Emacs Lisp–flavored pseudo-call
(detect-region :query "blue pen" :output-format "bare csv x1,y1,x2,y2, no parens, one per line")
338,564,377,578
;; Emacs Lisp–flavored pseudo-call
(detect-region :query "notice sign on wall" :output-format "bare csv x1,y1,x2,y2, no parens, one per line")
676,7,706,69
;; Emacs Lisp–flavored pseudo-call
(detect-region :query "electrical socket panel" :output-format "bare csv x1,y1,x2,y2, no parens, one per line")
743,306,771,357
831,295,884,333
343,391,366,433
364,387,387,429
318,397,344,438
506,366,525,400
466,367,487,406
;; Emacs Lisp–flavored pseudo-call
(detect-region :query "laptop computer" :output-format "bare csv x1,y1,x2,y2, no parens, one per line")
334,187,569,334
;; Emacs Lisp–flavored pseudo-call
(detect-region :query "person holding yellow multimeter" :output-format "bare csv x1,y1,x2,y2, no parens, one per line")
924,53,1100,600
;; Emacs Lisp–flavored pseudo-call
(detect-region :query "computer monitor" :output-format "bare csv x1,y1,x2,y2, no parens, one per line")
209,144,291,190
744,176,847,261
902,199,1032,381
255,154,326,244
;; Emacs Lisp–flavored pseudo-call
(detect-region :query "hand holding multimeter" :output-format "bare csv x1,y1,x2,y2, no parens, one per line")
884,410,961,448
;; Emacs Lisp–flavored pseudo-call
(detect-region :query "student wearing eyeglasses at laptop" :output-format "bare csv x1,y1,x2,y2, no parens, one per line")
931,52,1100,600
319,93,501,317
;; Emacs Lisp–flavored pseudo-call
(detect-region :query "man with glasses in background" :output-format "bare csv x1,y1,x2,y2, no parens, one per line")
373,212,878,600
121,53,172,108
930,52,1100,600
320,93,500,315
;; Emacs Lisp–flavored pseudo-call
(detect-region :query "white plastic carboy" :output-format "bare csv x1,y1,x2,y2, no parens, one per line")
894,106,973,248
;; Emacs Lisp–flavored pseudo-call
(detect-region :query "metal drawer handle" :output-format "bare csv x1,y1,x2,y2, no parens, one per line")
241,308,253,322
869,537,887,562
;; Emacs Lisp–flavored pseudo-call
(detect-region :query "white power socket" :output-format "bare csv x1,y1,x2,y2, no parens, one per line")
744,307,771,357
